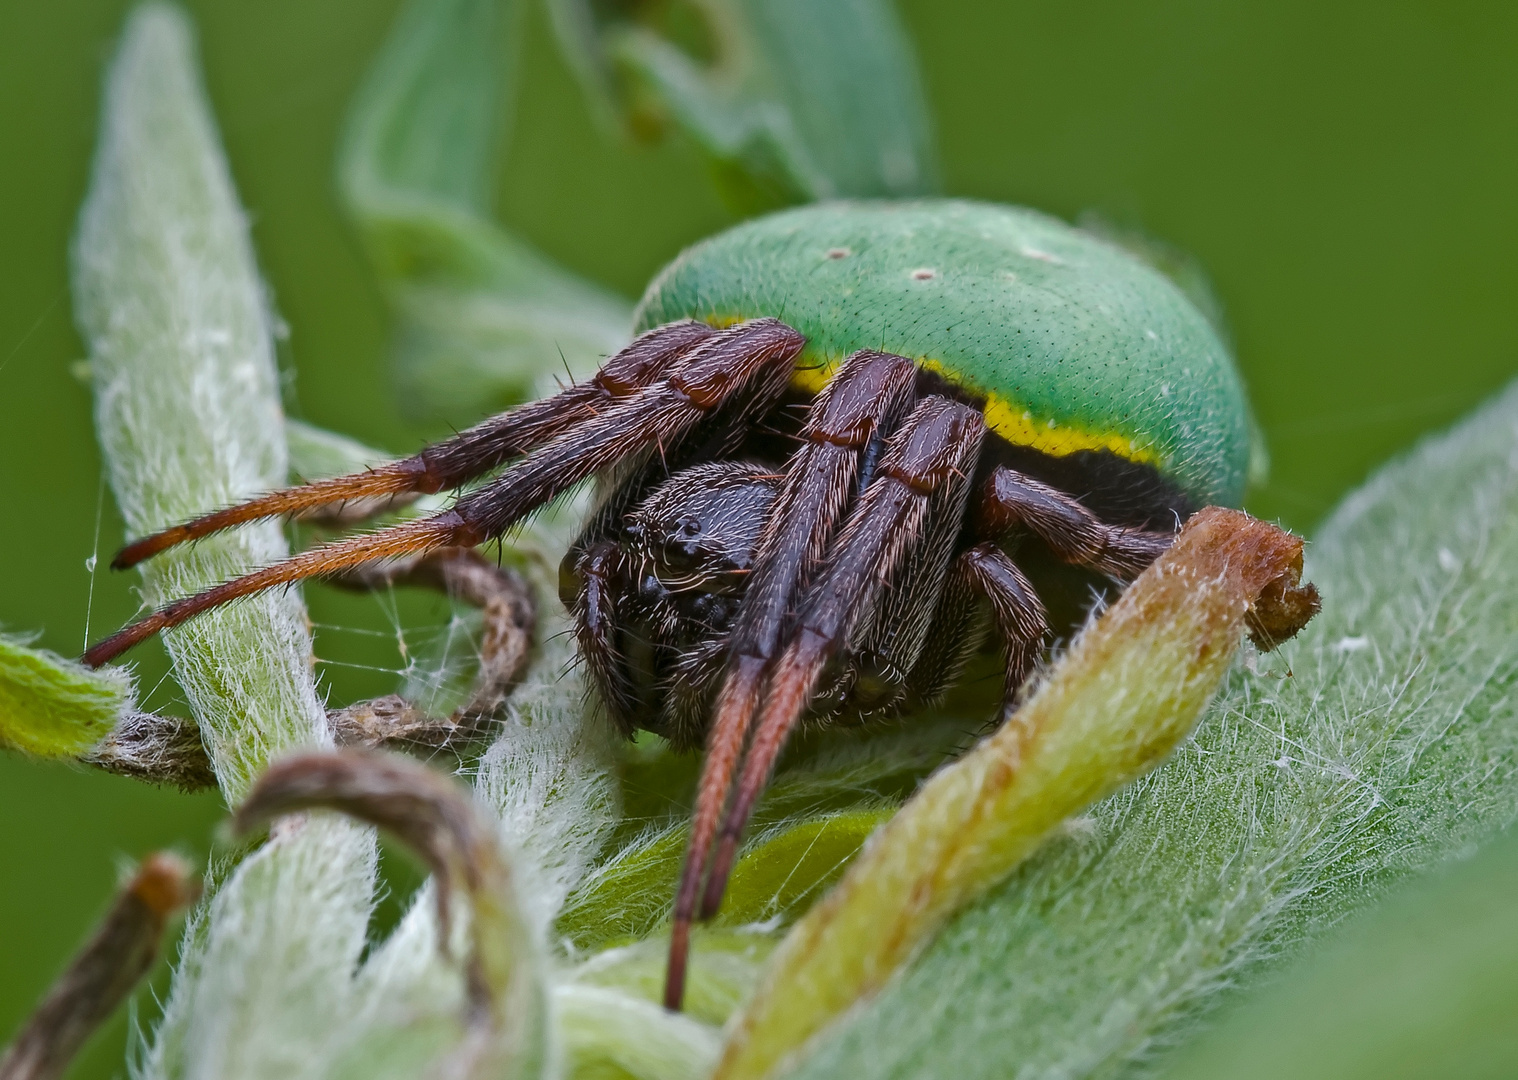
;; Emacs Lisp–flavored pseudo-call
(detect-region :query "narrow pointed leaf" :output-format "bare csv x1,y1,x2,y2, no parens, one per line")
546,0,939,211
72,1,330,799
72,14,380,1080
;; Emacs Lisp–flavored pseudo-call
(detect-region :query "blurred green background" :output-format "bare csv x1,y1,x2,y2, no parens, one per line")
0,1,1513,1076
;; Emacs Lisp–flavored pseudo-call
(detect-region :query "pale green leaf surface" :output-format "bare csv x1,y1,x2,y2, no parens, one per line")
546,0,938,210
790,380,1518,1080
1157,824,1518,1080
69,11,385,1080
72,1,331,800
0,636,133,758
556,983,720,1080
340,0,630,418
569,929,776,1031
557,718,972,954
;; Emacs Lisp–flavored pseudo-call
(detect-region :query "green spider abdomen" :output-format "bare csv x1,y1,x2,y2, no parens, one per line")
634,199,1253,514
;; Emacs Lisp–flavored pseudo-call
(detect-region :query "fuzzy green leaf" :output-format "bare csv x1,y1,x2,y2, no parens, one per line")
556,983,720,1080
72,1,332,800
545,0,939,211
339,0,631,418
0,636,134,758
1157,825,1518,1080
789,380,1518,1080
557,719,972,959
72,11,385,1080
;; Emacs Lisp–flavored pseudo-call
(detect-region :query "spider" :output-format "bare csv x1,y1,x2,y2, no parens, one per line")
84,200,1254,1009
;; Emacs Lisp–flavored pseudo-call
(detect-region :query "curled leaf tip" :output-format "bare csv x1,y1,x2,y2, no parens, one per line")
234,748,545,1079
1177,506,1320,649
233,749,493,942
0,852,196,1080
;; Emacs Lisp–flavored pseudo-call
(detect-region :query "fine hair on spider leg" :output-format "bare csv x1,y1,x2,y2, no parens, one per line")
83,319,804,669
665,394,986,1010
979,466,1175,581
108,320,718,571
664,349,918,975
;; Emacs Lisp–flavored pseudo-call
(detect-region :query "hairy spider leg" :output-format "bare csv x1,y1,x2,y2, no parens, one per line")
840,414,985,721
567,540,641,732
698,397,985,911
890,539,1051,720
109,320,718,570
83,320,804,668
890,556,994,713
663,395,985,1009
899,469,1173,714
979,466,1175,581
663,350,917,1010
955,543,1051,703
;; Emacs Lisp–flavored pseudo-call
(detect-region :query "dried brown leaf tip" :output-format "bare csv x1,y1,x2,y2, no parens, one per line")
233,749,543,1078
0,853,198,1080
1173,507,1321,650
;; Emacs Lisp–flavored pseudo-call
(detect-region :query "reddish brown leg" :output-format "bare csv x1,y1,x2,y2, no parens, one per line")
84,514,468,668
980,466,1176,580
663,350,916,1010
110,321,716,570
84,320,804,669
664,396,985,1009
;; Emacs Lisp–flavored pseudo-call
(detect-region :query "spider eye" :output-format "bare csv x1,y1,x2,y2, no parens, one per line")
625,462,778,593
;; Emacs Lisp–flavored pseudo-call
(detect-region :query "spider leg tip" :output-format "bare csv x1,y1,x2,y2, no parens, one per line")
663,919,692,1012
110,541,151,571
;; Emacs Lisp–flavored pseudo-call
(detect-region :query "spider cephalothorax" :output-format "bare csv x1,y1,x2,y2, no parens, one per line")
563,459,782,747
84,200,1253,1009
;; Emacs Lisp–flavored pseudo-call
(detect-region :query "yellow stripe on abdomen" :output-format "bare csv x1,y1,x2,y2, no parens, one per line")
787,355,1160,467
